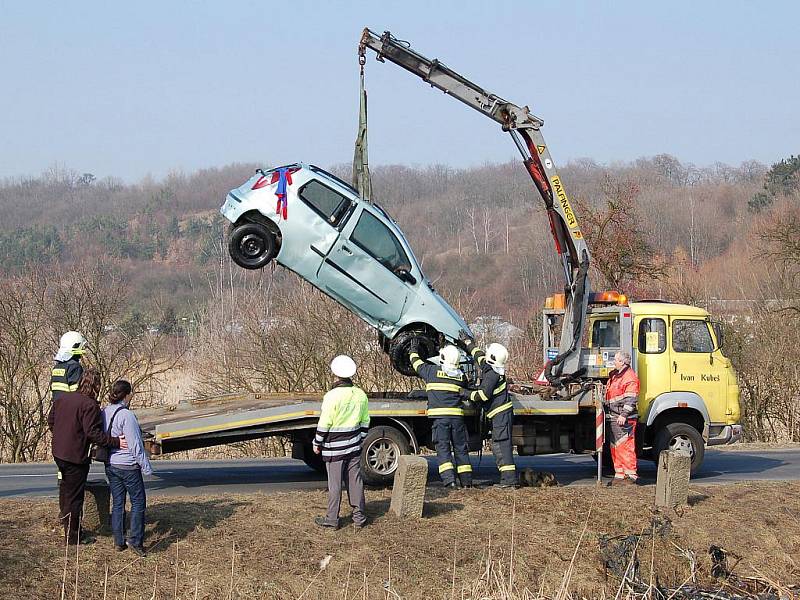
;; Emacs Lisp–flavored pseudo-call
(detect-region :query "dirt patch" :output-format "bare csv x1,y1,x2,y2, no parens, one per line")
1,482,798,599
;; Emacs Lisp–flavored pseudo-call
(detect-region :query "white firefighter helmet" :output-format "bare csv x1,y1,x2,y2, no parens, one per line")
55,331,87,361
330,355,357,379
485,343,509,370
438,345,461,370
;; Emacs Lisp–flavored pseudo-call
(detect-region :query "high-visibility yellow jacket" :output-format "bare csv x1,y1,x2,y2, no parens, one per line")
313,380,370,462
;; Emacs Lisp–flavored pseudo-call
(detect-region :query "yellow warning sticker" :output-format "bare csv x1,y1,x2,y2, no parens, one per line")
537,145,546,155
551,176,580,231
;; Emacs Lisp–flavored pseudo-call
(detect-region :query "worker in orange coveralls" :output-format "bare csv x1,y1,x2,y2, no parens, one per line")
605,350,640,485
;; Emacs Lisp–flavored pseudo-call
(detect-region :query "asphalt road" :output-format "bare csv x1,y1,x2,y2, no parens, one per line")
1,448,798,499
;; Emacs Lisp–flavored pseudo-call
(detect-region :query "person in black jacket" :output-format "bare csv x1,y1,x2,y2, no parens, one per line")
409,341,472,488
48,367,125,545
459,335,516,487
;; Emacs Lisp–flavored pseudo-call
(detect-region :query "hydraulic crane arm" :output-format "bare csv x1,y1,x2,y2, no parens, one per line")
359,28,591,383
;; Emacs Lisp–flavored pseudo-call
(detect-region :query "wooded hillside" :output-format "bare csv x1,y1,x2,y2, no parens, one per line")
2,153,800,461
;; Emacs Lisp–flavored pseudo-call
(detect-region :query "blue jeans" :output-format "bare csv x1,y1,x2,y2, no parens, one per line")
105,465,146,547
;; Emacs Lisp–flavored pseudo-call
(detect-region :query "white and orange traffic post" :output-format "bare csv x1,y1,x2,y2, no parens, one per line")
596,401,605,484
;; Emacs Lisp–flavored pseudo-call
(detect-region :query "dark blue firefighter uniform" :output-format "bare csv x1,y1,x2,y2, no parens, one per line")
465,341,516,485
409,351,473,486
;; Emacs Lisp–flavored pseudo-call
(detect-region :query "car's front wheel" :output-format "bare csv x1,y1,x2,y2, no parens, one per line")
388,330,438,376
228,222,277,270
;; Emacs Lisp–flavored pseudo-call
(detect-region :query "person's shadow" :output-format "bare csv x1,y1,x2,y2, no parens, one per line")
144,499,249,552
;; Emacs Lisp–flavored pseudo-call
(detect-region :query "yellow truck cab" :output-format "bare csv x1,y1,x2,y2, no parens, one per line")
586,299,742,470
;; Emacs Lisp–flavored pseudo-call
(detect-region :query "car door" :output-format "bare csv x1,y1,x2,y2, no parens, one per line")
669,317,727,411
277,178,353,280
316,206,411,325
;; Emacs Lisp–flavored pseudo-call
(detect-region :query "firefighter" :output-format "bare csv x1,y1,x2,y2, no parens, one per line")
50,331,87,401
48,331,88,489
605,350,640,485
313,355,370,530
409,341,472,488
459,335,516,487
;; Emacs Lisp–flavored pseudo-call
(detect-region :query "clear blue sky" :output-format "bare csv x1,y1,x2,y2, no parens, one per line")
1,1,798,181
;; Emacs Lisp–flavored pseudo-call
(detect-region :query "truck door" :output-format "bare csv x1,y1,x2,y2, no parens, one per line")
669,318,727,412
316,206,411,325
635,317,669,414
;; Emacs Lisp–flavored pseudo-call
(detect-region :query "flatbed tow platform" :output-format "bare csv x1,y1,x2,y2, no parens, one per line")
137,389,599,485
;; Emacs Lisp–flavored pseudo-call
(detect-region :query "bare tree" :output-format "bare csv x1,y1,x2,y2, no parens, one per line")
0,273,51,462
574,174,667,292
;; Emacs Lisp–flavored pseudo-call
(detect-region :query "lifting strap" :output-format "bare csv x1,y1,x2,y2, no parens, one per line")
352,53,372,202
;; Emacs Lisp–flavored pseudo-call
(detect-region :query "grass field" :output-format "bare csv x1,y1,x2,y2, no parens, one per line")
1,481,798,599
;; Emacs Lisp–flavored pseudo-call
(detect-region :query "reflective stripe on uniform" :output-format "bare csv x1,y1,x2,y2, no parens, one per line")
425,383,462,393
439,462,454,473
410,352,425,371
321,445,363,457
499,464,516,472
472,389,488,402
428,407,465,417
457,464,472,473
493,382,507,395
486,401,513,419
51,382,77,392
51,368,66,377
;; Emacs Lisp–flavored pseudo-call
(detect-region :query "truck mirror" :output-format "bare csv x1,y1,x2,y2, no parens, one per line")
712,321,724,349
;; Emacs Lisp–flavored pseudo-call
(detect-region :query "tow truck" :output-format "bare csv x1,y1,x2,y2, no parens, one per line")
140,29,742,484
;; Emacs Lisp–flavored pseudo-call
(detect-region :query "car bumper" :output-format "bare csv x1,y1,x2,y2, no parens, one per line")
707,424,743,446
219,192,245,224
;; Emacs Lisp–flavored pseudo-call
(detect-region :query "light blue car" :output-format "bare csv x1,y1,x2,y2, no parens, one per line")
219,163,471,375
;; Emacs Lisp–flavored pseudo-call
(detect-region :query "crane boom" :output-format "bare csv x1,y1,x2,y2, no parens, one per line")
359,28,591,383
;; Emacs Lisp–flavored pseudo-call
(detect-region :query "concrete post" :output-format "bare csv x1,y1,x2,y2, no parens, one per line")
390,455,428,518
655,450,691,509
82,480,111,533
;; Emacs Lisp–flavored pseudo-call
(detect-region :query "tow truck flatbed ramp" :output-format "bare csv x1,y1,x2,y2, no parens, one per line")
139,391,590,454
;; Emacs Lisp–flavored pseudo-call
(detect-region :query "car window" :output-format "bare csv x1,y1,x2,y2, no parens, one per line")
590,318,619,347
672,319,713,353
638,318,666,354
298,180,351,226
350,210,412,276
308,165,360,196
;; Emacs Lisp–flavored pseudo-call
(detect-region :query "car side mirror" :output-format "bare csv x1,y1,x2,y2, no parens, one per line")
397,269,417,285
712,321,724,349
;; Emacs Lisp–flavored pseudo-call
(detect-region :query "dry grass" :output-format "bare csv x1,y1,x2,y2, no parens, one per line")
1,482,798,599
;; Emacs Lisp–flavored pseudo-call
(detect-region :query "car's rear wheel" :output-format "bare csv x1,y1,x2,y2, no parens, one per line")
388,330,438,376
228,222,277,269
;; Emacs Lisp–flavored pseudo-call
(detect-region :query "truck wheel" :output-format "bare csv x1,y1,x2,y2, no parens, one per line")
228,222,276,270
388,330,437,376
360,425,411,487
653,422,705,474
